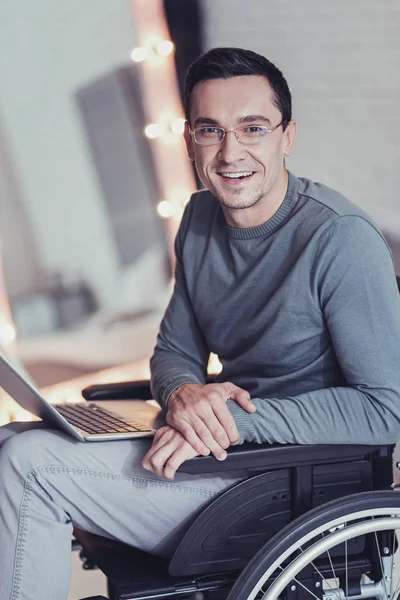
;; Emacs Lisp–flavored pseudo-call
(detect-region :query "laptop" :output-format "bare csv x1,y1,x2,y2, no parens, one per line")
0,354,164,442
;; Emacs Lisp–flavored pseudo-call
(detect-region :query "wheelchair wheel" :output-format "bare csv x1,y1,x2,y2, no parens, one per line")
228,490,400,600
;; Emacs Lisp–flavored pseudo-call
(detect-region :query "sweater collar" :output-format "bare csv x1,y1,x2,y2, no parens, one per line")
226,170,299,240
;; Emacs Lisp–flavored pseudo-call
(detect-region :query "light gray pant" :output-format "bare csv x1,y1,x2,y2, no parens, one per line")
0,423,245,600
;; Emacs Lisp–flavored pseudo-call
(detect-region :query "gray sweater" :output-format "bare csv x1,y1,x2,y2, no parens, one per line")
150,171,400,445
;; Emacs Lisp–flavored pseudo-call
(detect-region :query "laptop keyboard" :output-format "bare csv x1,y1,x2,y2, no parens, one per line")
55,403,153,435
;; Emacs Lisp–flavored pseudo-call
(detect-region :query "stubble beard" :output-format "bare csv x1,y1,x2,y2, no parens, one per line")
215,183,264,210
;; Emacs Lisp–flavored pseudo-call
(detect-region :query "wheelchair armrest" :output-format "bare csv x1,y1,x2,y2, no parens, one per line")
82,380,154,401
178,442,387,474
81,380,391,476
81,376,217,402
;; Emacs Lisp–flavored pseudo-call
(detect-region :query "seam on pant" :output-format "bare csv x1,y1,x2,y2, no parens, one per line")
29,464,221,495
10,465,220,598
11,476,32,600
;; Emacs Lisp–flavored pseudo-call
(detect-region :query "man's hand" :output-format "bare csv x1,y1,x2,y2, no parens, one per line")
166,382,256,460
142,425,199,480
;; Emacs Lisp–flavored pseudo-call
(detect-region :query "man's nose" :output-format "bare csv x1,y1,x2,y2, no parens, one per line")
217,131,246,163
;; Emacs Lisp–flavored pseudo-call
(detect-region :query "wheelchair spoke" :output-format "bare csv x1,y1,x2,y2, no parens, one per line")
299,544,341,600
275,565,321,600
389,526,397,600
322,536,342,600
287,576,320,600
373,522,389,600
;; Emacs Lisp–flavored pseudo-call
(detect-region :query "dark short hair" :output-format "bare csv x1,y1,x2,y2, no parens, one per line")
184,47,292,130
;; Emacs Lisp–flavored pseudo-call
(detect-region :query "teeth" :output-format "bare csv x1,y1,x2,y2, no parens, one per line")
219,171,253,179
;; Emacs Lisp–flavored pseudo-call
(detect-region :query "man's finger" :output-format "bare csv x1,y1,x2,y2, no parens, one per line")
143,437,180,477
166,414,210,456
142,431,178,474
174,420,211,456
229,386,256,413
163,444,197,480
167,406,228,456
212,403,240,444
192,414,229,460
204,413,231,450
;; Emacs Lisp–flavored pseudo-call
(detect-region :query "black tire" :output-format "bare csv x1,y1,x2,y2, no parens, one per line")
228,490,400,600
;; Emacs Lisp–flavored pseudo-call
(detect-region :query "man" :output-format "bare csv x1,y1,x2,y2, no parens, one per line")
142,46,400,478
0,47,399,600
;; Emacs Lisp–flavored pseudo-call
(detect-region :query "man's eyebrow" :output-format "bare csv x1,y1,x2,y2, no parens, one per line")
237,115,272,125
193,115,272,127
193,117,220,127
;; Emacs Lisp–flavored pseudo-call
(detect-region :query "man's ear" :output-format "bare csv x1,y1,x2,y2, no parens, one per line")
184,121,195,161
283,120,297,157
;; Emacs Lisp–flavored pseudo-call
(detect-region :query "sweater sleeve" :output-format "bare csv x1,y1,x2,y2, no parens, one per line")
150,201,209,410
228,216,400,445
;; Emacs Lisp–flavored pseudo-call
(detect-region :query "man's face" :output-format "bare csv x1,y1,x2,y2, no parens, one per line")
184,75,296,213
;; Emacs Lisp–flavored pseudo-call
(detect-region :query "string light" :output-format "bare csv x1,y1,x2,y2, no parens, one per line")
157,200,175,218
144,123,163,139
144,117,185,140
155,189,191,221
130,47,148,62
130,39,174,64
156,40,174,56
170,118,185,134
144,122,192,218
128,0,196,248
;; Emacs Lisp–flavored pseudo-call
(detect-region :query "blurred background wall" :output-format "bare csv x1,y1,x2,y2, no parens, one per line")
203,0,400,246
0,1,136,306
0,0,399,390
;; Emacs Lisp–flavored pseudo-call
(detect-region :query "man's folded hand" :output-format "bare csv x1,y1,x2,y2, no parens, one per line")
166,382,256,460
142,425,199,480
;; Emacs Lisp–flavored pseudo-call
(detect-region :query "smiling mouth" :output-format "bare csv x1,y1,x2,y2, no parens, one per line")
217,171,255,181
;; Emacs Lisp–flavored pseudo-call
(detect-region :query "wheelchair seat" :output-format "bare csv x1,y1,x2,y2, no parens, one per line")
75,380,396,600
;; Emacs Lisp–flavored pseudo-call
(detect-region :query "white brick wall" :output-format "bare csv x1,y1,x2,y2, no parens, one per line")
203,0,400,238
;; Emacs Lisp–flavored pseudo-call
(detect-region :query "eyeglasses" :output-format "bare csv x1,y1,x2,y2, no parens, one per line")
189,122,283,146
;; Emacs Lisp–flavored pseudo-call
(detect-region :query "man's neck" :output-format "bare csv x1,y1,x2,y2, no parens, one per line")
221,169,289,229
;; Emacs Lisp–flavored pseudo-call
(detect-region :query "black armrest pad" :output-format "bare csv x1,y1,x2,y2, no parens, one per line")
81,375,217,402
178,442,388,474
82,381,153,401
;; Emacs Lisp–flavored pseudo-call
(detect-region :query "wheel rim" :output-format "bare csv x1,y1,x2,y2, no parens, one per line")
264,517,400,600
242,506,400,600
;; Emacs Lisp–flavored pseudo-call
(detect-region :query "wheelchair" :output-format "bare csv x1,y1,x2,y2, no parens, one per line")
74,277,400,600
72,379,398,600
